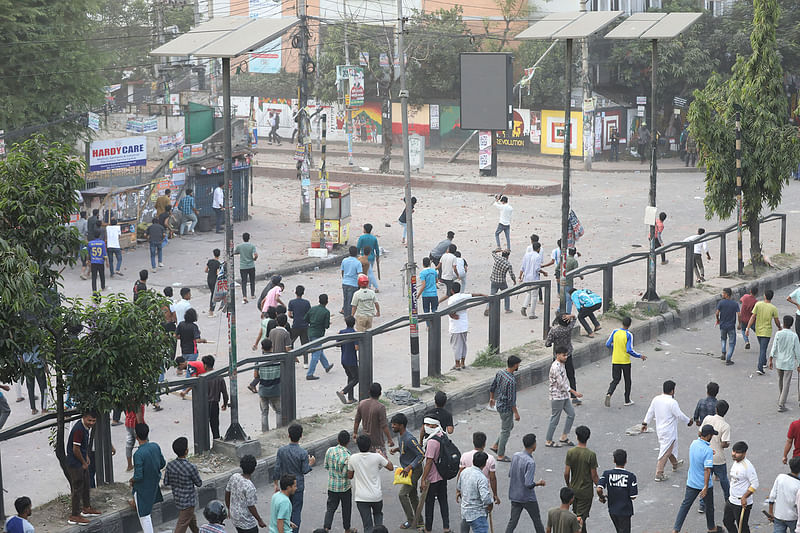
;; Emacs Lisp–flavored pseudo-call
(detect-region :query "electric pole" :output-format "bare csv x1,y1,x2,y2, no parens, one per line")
155,0,167,103
396,0,420,388
580,0,593,170
343,0,354,165
298,0,311,222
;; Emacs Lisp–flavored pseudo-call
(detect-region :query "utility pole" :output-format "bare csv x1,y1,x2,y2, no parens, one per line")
155,0,167,103
580,0,593,170
734,104,744,274
298,0,311,222
343,0,354,165
397,0,420,388
643,39,659,301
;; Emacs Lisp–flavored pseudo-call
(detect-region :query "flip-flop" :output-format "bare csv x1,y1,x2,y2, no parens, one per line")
489,446,499,453
559,439,576,447
496,456,511,462
545,441,562,448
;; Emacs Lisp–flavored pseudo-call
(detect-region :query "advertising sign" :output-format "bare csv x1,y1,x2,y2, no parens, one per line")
89,136,146,172
430,105,440,130
248,0,282,73
348,67,364,108
87,112,100,132
478,131,492,170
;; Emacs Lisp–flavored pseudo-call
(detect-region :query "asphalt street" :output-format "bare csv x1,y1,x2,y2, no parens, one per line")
158,283,800,533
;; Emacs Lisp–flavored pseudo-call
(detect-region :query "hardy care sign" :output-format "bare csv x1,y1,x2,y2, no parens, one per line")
89,136,147,172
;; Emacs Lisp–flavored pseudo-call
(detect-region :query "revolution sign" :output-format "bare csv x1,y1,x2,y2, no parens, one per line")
89,136,147,172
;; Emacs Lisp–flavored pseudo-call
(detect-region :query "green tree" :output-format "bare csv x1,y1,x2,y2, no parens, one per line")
481,0,529,52
517,40,567,110
688,0,800,265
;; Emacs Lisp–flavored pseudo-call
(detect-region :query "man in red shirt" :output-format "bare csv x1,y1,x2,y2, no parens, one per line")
783,418,800,465
176,355,211,398
739,285,758,350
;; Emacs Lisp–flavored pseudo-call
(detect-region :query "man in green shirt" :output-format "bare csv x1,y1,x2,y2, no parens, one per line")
746,288,782,375
546,487,583,533
234,232,258,303
270,474,297,533
305,294,333,380
564,426,598,532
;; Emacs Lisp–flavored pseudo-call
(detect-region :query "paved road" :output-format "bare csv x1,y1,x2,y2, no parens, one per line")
157,282,800,533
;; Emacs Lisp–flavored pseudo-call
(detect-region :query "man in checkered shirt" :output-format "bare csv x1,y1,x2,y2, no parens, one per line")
485,249,516,315
162,437,202,533
177,189,199,235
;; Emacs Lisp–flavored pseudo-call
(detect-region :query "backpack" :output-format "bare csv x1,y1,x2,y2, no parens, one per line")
431,433,461,480
133,280,147,301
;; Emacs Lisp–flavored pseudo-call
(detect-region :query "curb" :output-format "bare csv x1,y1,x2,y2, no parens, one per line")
252,166,561,197
60,264,800,532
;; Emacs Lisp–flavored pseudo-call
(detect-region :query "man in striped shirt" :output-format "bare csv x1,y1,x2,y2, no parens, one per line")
604,317,647,408
489,356,521,462
485,249,516,315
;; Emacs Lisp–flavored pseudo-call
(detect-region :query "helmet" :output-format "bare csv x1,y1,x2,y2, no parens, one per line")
203,500,227,524
357,274,369,287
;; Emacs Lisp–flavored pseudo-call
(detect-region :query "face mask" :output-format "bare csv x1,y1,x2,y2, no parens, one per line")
424,426,439,436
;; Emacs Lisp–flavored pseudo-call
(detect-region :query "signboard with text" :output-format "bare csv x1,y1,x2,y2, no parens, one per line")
89,136,146,172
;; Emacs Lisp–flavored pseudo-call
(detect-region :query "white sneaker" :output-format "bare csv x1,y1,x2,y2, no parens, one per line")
624,400,635,406
158,262,164,267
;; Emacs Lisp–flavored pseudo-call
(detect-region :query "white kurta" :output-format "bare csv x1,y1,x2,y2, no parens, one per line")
644,393,691,460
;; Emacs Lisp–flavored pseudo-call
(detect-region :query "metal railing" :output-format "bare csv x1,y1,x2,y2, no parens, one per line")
566,213,786,312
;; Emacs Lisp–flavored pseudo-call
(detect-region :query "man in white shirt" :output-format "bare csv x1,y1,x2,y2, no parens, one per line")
519,242,546,319
700,400,731,514
437,244,459,296
683,228,712,283
212,182,224,234
723,441,758,533
493,195,513,250
767,456,800,531
106,218,123,278
439,282,486,371
641,380,692,482
347,434,393,532
172,288,193,325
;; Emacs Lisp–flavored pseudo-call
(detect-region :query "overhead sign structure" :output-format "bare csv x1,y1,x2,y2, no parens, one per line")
89,136,147,172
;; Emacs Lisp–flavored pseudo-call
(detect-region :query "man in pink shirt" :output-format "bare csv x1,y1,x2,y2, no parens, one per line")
262,282,285,313
421,418,450,533
458,431,500,504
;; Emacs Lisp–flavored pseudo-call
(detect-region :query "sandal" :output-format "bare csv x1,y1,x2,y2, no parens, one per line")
545,441,562,448
559,439,576,447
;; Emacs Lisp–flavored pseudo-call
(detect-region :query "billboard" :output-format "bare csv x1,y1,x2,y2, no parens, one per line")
248,0,282,73
89,136,147,172
459,53,513,131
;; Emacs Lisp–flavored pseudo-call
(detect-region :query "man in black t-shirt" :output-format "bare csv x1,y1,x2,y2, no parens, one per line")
419,391,455,443
596,449,638,533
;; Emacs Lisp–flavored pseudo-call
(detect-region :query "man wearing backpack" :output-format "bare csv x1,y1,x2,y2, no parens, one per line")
421,417,459,533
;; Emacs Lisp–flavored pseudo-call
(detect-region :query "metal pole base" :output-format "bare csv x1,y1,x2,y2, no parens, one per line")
641,289,659,301
224,423,248,442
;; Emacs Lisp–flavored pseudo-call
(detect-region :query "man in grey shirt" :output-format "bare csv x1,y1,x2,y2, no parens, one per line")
505,433,546,533
429,230,455,265
390,413,424,529
457,451,494,533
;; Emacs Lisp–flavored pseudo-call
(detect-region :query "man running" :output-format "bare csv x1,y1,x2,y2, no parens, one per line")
489,356,522,462
604,317,647,408
746,288,781,375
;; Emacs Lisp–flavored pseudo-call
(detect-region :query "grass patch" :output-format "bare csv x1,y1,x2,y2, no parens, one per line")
604,301,634,321
421,374,457,386
471,345,506,368
661,295,679,311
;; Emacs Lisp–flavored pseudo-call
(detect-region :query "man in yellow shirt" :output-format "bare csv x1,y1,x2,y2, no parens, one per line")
604,317,647,408
746,289,781,375
155,189,172,217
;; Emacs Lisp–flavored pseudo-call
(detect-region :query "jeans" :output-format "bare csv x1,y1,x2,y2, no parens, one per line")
108,248,122,274
342,284,358,316
778,369,799,408
323,489,352,531
259,396,280,432
495,223,510,249
495,410,515,457
422,296,439,313
0,395,11,429
368,260,379,290
26,367,47,411
609,514,631,533
213,207,223,232
505,501,545,533
546,399,575,442
90,263,105,293
721,327,736,361
673,485,715,531
699,463,729,511
425,480,450,531
400,220,408,240
307,336,331,377
356,500,383,531
607,364,632,403
149,242,163,268
240,268,256,298
741,321,750,344
461,515,489,533
180,212,197,235
577,303,601,334
723,501,751,533
342,365,359,400
399,467,422,525
290,488,304,532
773,518,797,532
758,336,771,372
489,282,511,311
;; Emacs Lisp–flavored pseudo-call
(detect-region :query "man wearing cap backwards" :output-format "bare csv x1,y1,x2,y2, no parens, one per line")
671,424,720,533
351,274,380,332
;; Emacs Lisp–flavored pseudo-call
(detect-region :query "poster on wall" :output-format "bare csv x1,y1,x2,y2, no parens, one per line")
496,108,530,152
89,136,147,172
478,131,492,170
348,67,364,107
430,105,439,130
530,111,541,145
540,110,583,157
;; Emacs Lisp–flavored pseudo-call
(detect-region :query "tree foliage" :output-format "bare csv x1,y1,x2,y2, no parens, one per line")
516,40,567,110
688,0,800,264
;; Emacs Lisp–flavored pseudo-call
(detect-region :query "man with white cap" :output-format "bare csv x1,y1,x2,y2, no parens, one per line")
641,380,692,482
420,417,450,533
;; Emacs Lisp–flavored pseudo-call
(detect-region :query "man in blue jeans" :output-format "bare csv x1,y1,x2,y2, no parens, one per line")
305,294,334,380
746,288,781,375
716,288,740,364
341,246,361,316
457,451,494,533
145,217,165,272
671,424,719,533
